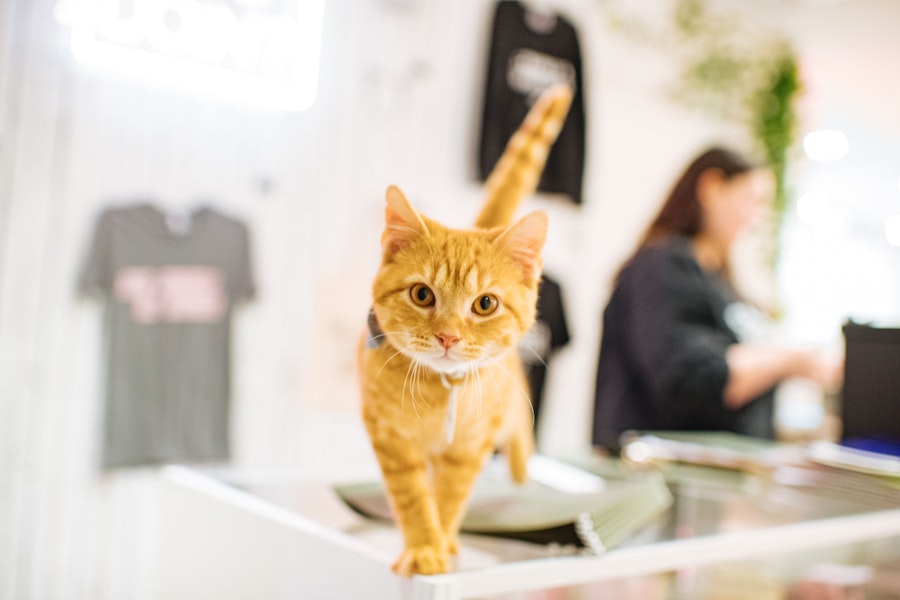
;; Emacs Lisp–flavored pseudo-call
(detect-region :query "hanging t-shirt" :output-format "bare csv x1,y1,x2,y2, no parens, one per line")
519,274,570,430
479,0,586,204
80,204,255,468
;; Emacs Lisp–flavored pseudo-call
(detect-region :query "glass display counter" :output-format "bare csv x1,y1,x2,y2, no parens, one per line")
153,453,900,599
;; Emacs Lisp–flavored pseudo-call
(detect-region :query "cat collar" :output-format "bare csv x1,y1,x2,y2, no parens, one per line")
365,308,384,348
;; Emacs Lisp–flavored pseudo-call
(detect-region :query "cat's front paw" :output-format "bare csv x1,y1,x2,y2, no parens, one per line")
445,533,460,555
392,545,450,576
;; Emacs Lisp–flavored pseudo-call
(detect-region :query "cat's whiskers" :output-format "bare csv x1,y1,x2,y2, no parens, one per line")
484,361,502,404
410,360,420,411
407,360,435,432
375,347,408,382
405,361,427,427
372,330,414,381
518,341,549,370
413,360,432,410
485,355,536,430
369,328,410,343
400,355,415,418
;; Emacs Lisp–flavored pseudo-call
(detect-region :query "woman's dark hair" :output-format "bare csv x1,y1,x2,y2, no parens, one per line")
639,147,759,248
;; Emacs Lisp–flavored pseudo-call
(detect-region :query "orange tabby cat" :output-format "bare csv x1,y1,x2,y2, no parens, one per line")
357,84,573,576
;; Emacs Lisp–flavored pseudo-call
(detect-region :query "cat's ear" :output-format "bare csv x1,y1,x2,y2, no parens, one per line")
494,211,547,283
382,185,429,257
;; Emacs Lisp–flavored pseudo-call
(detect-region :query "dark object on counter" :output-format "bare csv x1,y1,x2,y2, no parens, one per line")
841,322,900,456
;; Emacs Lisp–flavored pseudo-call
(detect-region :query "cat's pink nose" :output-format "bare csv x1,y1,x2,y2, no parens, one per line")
436,332,460,349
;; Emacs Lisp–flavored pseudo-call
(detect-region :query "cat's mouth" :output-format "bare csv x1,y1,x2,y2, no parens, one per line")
437,352,460,365
417,351,478,375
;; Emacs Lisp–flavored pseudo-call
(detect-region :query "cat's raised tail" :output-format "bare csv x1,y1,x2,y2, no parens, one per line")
475,83,574,230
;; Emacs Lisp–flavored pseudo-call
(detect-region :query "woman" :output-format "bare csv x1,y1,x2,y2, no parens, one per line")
592,147,840,451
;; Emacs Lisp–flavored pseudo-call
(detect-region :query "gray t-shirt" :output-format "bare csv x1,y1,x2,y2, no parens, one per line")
81,204,255,468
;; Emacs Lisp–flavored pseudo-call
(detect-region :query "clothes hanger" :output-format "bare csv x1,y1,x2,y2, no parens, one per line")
522,0,558,34
151,197,201,235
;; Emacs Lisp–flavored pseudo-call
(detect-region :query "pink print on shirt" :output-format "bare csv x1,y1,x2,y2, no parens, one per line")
114,266,227,324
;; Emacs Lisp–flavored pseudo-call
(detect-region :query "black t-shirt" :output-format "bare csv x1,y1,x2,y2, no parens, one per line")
478,0,586,204
591,236,775,451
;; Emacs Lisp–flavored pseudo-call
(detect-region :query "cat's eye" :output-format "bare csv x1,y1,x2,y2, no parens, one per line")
473,294,499,316
410,283,435,307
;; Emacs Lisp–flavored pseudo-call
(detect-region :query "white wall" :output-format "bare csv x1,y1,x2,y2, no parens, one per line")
2,0,900,598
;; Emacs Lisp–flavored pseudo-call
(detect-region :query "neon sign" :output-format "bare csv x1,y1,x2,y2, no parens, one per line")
63,0,324,111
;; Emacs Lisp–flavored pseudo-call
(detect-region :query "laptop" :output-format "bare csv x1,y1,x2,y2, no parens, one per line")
840,321,900,457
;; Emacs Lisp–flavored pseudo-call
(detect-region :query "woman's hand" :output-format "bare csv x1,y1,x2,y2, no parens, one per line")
724,344,844,409
790,347,844,391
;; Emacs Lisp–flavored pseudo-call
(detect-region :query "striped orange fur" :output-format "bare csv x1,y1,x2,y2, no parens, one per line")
357,84,573,576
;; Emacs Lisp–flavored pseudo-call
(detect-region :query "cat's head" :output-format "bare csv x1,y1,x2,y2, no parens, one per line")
371,185,547,375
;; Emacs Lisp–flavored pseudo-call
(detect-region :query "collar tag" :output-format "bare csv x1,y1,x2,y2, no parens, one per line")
440,372,464,444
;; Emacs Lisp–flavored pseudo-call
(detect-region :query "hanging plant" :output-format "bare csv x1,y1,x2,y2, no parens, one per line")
605,0,802,252
752,47,801,223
